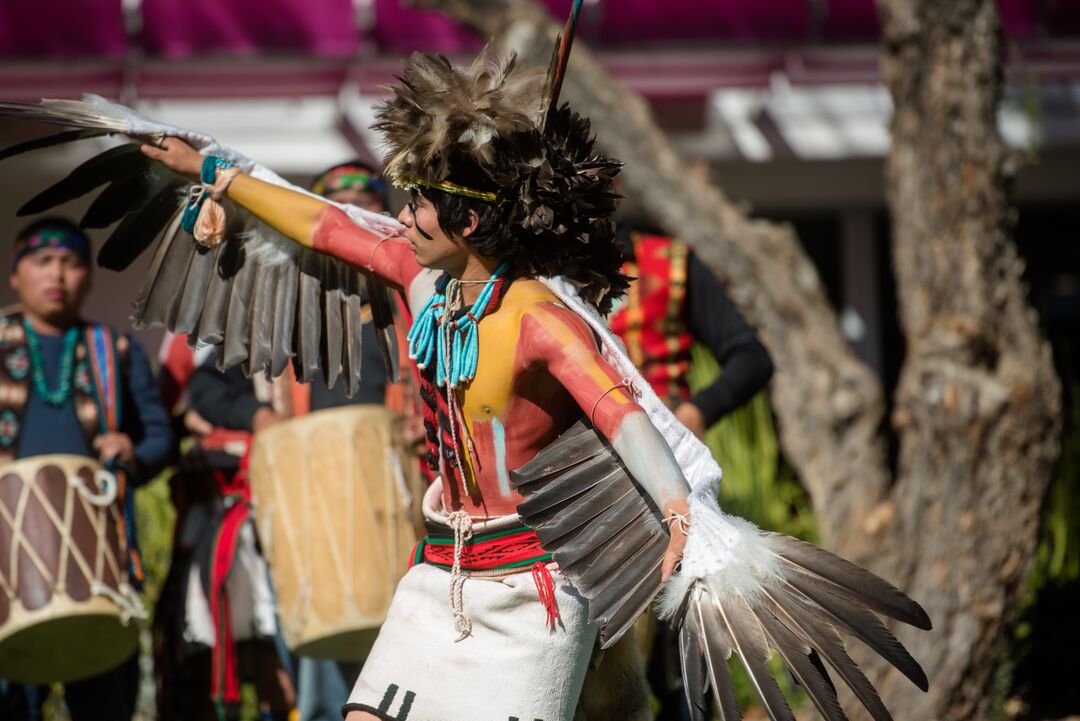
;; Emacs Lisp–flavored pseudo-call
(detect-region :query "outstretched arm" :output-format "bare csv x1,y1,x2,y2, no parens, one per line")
141,138,422,292
524,303,691,580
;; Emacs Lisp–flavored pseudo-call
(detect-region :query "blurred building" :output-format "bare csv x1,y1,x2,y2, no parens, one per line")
0,0,1078,382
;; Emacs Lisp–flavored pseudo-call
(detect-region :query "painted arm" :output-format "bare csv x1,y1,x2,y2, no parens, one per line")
140,139,422,292
524,304,691,579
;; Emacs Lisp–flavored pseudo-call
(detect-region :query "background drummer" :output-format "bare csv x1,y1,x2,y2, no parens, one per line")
0,217,173,721
183,162,424,721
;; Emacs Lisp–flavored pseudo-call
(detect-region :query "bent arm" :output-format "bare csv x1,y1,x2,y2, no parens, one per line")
525,305,691,513
123,338,175,484
686,251,773,425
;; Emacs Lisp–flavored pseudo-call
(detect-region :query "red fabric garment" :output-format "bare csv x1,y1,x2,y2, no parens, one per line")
609,234,694,408
158,332,198,413
208,451,252,707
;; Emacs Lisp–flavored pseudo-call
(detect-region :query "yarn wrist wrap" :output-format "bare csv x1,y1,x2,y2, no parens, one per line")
181,155,236,248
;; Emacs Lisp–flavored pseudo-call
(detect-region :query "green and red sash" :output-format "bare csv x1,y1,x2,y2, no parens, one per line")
411,521,552,572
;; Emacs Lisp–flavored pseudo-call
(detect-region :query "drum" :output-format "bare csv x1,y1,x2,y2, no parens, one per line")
0,455,143,683
248,406,425,661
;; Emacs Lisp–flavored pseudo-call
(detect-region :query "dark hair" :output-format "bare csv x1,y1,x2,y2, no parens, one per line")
13,217,92,271
421,147,629,315
16,216,85,243
419,187,515,261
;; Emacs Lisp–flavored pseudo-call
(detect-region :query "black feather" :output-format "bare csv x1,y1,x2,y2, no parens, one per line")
221,258,258,369
342,274,364,398
721,594,795,721
271,260,299,378
510,420,607,488
321,257,344,388
81,166,156,229
193,243,238,344
171,244,217,335
695,601,740,721
0,128,110,163
19,143,144,216
132,225,196,329
246,265,277,377
754,605,847,721
367,279,399,382
766,534,931,630
679,621,710,721
98,174,185,271
294,252,323,383
781,575,929,692
761,586,893,721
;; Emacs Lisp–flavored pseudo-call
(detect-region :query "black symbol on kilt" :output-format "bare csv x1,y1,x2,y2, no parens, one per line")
376,683,416,720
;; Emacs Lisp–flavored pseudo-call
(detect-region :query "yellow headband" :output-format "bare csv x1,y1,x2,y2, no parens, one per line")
400,175,502,204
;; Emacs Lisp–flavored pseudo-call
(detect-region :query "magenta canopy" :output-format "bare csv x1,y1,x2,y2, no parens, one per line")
0,0,125,58
141,0,360,58
0,0,1074,60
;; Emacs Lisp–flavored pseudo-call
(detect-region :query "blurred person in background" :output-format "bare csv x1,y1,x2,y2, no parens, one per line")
611,209,773,721
0,217,172,721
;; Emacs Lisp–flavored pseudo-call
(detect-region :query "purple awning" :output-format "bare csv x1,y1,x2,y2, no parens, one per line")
0,0,125,58
141,0,360,58
821,0,880,41
595,0,809,45
370,0,481,54
1048,0,1080,37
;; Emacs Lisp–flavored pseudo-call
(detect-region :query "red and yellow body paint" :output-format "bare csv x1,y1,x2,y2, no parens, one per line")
449,280,640,516
308,212,648,516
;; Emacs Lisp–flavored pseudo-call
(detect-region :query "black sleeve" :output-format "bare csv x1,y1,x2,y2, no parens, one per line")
121,337,175,485
188,362,266,432
685,251,774,426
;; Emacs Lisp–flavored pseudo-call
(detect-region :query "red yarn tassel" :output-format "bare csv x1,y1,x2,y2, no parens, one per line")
531,562,560,629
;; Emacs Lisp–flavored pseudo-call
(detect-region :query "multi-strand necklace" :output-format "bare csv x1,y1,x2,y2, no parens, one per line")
408,262,510,494
408,261,510,389
23,317,80,407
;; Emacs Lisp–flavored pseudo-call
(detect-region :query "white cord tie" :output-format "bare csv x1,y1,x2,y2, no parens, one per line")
663,511,691,536
447,510,474,641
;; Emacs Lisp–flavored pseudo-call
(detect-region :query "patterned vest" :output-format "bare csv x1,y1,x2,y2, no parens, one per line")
610,234,694,408
0,311,129,464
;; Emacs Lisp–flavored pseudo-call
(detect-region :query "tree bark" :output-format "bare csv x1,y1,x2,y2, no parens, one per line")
869,1,1062,718
406,1,1062,718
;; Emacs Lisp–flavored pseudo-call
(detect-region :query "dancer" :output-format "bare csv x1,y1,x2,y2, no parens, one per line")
0,11,931,721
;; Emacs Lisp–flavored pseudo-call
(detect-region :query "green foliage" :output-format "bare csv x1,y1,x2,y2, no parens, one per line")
1029,382,1080,586
1004,382,1080,716
135,470,178,606
687,345,817,713
688,345,817,542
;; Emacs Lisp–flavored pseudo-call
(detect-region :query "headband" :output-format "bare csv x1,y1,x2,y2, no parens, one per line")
13,226,91,269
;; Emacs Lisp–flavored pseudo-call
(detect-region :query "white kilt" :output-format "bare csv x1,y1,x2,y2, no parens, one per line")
344,483,597,721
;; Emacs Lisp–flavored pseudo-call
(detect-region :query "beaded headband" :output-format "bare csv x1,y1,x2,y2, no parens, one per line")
13,226,91,269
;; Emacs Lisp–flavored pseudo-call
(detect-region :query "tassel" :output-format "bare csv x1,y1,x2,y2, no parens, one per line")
532,562,560,629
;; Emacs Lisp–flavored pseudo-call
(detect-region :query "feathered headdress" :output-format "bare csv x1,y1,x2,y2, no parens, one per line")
372,18,628,313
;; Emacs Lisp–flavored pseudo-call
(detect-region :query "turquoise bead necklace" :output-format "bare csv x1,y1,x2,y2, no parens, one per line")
408,261,510,390
23,317,80,407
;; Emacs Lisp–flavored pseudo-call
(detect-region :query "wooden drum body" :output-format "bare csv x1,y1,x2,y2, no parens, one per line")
0,455,142,683
249,406,424,661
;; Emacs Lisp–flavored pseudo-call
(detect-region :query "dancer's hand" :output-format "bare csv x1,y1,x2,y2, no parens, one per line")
674,401,706,439
661,498,691,582
141,137,203,181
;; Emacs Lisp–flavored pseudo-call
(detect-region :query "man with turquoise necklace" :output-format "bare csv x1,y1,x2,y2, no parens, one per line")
0,217,172,721
142,44,694,721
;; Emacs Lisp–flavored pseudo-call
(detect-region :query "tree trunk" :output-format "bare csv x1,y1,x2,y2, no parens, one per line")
868,1,1062,718
406,1,1063,718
